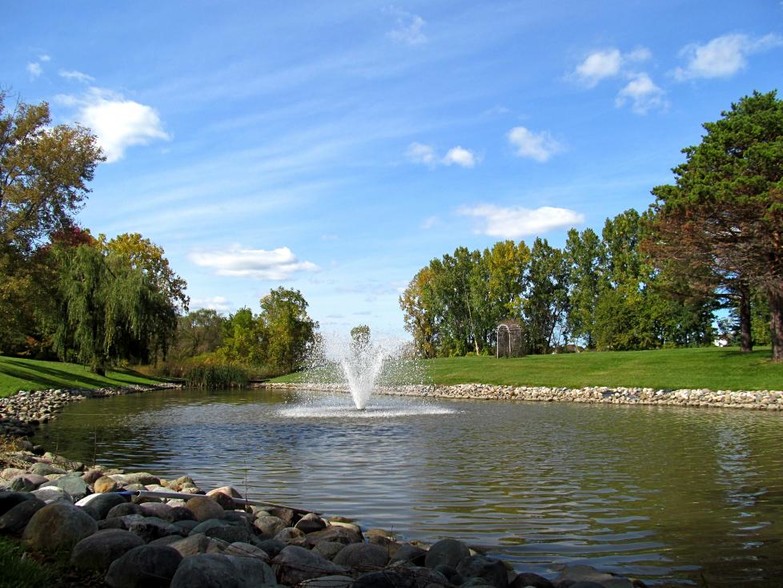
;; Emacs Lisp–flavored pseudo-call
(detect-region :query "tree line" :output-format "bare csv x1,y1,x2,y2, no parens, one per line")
3,88,782,373
400,90,782,361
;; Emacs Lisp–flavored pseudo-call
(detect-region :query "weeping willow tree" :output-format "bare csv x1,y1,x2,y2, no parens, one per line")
53,235,188,374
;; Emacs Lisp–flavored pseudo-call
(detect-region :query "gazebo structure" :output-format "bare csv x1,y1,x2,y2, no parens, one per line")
496,319,524,358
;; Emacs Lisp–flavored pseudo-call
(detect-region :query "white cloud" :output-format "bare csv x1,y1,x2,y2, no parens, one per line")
458,204,585,238
59,69,95,83
387,11,427,45
27,62,43,79
407,142,477,168
189,246,319,280
573,49,622,87
442,146,477,168
615,73,668,114
406,142,437,165
507,127,563,162
190,296,233,314
59,87,170,163
674,33,783,80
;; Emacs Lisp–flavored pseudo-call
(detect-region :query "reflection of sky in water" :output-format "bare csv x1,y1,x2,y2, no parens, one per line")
34,390,783,587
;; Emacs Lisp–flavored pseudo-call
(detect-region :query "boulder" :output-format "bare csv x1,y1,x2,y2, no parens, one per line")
31,485,72,503
332,542,390,571
0,491,35,516
106,502,144,519
457,554,509,588
424,538,471,569
275,526,307,546
186,495,225,521
295,512,328,534
0,496,45,535
300,576,354,588
390,542,427,565
41,472,89,501
22,502,98,553
77,492,129,520
273,545,348,586
192,518,253,544
104,544,183,588
509,572,555,588
9,473,47,492
93,475,120,493
304,523,363,547
126,515,187,542
70,528,145,573
29,462,66,477
169,532,223,557
253,514,287,538
223,541,270,562
170,553,276,588
111,472,160,486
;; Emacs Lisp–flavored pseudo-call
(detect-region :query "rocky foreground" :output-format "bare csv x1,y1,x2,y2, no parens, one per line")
4,381,773,587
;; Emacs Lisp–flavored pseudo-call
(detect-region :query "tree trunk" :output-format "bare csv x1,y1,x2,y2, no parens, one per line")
768,284,783,362
738,282,753,352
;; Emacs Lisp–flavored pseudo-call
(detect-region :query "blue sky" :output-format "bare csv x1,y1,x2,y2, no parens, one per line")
2,2,782,337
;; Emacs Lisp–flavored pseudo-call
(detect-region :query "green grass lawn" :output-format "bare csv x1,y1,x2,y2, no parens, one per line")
424,347,783,391
0,356,165,398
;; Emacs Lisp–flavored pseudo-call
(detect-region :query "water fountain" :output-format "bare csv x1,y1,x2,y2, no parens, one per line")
280,328,449,418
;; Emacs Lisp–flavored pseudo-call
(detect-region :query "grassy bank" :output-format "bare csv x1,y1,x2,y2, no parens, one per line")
0,356,166,398
425,347,783,391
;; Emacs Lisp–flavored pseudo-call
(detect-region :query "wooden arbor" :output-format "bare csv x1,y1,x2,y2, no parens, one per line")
496,320,524,358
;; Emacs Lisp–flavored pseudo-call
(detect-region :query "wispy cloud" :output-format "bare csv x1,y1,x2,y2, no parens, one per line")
189,246,319,280
58,87,170,162
674,33,783,80
26,54,50,79
59,69,95,83
387,9,427,45
406,142,478,168
507,127,563,163
458,204,585,238
616,73,668,114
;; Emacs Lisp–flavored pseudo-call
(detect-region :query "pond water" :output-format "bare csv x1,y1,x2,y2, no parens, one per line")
33,388,783,587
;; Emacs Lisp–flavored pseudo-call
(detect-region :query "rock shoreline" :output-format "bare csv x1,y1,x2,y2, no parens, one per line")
264,382,783,410
1,446,647,588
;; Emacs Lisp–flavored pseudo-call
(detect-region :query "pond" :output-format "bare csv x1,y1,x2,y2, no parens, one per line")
33,387,783,587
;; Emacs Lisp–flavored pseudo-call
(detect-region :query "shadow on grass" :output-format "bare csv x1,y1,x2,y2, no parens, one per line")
0,357,155,391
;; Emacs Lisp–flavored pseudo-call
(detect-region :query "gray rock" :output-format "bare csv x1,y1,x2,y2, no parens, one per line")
223,541,270,562
41,472,89,501
70,528,145,573
424,538,471,569
22,501,98,553
332,542,390,571
111,472,161,486
509,572,554,588
304,523,363,547
253,514,287,537
0,496,45,535
9,473,47,492
106,502,144,518
77,492,129,520
457,554,509,588
352,569,423,588
274,526,307,546
31,485,72,503
273,545,348,586
29,462,66,477
299,575,354,588
313,540,346,561
390,542,427,565
170,553,276,588
126,515,187,542
295,512,328,533
169,532,218,557
104,544,183,588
